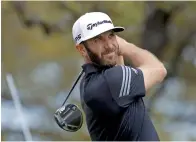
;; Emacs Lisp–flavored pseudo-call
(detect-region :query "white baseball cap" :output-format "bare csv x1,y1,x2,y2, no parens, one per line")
72,12,125,45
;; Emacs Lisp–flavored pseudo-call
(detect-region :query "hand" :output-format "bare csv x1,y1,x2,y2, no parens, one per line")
116,35,128,56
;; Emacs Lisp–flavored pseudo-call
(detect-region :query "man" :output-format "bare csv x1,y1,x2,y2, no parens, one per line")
72,12,167,141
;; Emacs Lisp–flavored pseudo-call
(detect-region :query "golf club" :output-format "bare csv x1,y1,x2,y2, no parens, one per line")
54,70,84,132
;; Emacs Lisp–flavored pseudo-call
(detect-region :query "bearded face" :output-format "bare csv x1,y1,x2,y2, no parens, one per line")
82,30,120,67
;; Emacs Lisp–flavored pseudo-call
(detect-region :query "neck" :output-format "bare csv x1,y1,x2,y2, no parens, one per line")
84,58,92,64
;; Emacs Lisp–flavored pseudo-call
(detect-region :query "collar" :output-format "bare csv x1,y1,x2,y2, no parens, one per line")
82,63,112,74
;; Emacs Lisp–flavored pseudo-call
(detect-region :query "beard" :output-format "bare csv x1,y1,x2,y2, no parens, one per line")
83,42,119,67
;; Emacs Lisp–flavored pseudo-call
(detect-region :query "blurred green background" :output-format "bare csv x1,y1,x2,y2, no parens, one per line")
1,1,196,141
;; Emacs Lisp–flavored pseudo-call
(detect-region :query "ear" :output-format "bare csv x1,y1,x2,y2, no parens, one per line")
76,44,87,57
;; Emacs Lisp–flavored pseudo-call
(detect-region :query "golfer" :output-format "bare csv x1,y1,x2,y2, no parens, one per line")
72,12,167,141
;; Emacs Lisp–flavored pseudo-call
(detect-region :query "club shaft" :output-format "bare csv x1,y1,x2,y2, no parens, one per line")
62,70,84,106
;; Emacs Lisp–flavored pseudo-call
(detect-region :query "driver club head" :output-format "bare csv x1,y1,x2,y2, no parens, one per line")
54,104,83,132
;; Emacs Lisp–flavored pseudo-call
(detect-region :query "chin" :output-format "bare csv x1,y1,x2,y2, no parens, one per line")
103,61,116,67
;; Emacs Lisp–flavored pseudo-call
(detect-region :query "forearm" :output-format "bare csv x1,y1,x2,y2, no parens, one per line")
124,43,163,69
118,36,164,69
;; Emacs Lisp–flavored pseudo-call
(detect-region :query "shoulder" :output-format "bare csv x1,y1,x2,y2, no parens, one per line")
103,65,145,107
103,65,132,87
104,65,144,84
82,73,107,103
104,65,123,78
81,73,122,115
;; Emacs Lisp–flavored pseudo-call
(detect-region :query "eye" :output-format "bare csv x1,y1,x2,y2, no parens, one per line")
93,35,101,42
109,32,115,38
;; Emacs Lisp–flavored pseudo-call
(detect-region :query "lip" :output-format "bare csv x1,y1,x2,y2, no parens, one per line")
104,52,115,59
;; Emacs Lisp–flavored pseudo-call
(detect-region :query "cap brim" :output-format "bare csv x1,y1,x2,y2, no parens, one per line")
79,26,125,45
112,26,125,32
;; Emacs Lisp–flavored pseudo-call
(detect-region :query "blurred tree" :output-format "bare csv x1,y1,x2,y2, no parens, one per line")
142,2,186,57
12,1,66,35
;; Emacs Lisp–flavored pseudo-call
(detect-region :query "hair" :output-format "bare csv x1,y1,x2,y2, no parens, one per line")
80,41,102,65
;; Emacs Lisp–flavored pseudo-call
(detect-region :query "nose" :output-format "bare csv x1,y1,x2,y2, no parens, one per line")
104,39,113,50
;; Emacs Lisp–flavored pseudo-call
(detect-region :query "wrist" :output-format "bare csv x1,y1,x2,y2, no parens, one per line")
117,37,128,55
120,40,133,56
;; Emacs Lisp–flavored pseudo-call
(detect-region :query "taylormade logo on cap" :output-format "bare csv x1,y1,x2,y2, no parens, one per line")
72,12,125,45
87,20,112,30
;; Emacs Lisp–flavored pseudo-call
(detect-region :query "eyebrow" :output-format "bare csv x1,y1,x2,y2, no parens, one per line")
91,30,114,42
